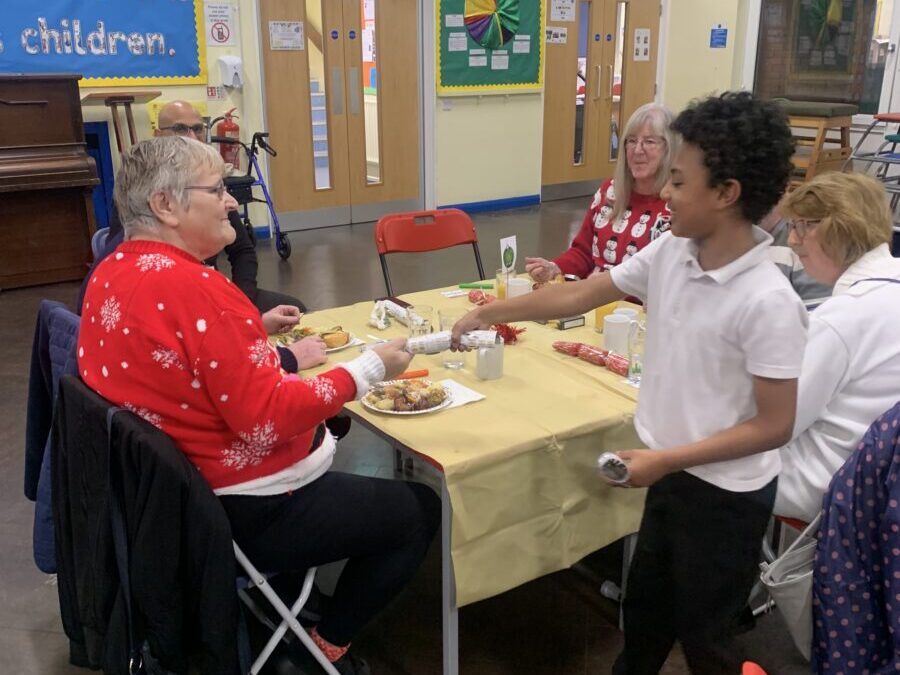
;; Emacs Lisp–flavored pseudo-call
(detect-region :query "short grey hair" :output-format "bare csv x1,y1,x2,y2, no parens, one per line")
611,103,678,223
114,136,224,236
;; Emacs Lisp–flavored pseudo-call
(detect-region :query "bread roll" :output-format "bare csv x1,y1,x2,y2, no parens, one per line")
322,331,350,349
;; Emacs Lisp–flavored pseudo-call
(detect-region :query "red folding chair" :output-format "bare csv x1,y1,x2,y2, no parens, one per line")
374,208,486,296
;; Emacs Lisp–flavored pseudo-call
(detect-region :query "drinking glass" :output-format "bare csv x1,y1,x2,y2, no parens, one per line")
627,320,646,385
594,301,618,332
439,309,467,369
495,268,509,300
407,305,433,338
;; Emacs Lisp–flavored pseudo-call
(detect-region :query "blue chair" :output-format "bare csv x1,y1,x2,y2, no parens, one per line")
90,228,109,259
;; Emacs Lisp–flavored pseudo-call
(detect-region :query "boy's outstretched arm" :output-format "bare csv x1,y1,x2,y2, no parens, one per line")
617,375,797,487
451,272,627,347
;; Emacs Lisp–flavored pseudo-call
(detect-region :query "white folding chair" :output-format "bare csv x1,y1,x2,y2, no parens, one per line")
233,543,340,675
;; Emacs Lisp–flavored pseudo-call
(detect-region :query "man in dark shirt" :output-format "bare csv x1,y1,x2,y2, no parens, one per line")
80,100,305,315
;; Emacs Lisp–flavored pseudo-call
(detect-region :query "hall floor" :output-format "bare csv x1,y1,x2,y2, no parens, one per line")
1,198,807,674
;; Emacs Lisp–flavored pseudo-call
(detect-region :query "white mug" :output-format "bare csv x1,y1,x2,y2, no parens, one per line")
603,314,632,356
507,277,532,299
476,338,504,380
613,307,639,321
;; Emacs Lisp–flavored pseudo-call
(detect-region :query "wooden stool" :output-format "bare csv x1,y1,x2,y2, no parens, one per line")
81,90,161,155
773,99,858,186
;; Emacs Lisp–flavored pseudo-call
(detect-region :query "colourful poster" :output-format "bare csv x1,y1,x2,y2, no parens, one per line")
437,0,543,93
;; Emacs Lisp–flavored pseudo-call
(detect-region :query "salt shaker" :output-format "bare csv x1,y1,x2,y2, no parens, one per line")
475,336,504,380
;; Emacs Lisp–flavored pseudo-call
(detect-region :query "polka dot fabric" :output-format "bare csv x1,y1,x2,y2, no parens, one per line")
811,402,900,673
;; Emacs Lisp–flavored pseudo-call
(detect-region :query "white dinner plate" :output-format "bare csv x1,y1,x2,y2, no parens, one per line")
360,381,453,416
270,331,358,352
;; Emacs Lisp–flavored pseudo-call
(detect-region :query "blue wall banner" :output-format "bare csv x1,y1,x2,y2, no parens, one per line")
0,0,207,86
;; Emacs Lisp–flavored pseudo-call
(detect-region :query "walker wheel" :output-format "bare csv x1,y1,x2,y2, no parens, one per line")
276,233,291,260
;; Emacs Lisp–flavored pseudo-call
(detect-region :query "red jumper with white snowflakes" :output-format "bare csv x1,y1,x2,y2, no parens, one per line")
78,241,357,490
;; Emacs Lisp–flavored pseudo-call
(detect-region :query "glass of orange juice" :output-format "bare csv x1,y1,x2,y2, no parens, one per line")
495,268,509,300
594,301,618,332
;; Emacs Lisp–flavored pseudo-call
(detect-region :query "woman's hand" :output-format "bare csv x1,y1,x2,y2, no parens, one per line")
262,305,302,335
525,257,562,283
288,335,328,370
608,449,671,488
372,338,414,380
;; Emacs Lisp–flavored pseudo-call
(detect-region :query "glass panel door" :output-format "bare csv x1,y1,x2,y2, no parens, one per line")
574,0,592,165
359,0,382,184
609,1,627,161
306,0,333,190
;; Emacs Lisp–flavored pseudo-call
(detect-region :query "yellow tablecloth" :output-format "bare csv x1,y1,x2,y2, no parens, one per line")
306,286,646,606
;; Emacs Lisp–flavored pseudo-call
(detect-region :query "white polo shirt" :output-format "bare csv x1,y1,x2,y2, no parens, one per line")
610,229,808,492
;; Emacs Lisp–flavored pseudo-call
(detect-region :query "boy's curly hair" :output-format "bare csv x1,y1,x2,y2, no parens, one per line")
671,92,795,224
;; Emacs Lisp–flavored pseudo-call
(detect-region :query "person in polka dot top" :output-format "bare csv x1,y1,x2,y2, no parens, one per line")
78,137,439,674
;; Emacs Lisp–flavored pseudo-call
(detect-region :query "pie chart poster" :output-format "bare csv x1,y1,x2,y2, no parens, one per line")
437,0,544,94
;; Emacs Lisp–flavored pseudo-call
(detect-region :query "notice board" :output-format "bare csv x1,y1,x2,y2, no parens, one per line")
437,0,544,94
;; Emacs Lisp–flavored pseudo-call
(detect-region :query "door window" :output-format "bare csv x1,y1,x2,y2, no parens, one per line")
306,0,333,190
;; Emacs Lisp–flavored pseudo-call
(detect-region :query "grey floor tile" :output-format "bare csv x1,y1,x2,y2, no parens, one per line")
0,626,84,674
1,200,800,673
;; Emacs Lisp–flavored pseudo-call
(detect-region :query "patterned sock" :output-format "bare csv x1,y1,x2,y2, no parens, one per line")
311,626,350,663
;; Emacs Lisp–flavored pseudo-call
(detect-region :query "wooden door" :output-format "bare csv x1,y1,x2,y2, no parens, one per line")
542,0,611,189
542,0,660,198
618,0,660,129
260,0,422,230
260,0,352,228
342,0,421,222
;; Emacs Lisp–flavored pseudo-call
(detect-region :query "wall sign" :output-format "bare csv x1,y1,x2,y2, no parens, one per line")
710,24,728,49
269,21,304,51
633,28,650,61
0,0,207,86
550,0,576,23
204,1,236,48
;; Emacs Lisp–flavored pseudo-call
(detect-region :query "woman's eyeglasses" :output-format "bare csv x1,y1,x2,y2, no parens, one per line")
185,181,227,199
158,123,208,137
624,136,664,152
787,218,821,240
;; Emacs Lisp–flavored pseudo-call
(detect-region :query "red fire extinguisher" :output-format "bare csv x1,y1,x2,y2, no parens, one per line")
215,108,241,170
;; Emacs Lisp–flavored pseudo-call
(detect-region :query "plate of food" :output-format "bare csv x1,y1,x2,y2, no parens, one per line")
270,325,358,352
361,379,452,416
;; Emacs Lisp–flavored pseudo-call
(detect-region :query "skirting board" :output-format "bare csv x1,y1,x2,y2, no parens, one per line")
438,194,540,213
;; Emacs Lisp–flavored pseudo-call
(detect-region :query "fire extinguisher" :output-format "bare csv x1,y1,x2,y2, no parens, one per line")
215,108,241,170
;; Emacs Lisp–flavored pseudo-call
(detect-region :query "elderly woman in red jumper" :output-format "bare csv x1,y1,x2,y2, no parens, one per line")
526,102,677,281
78,136,438,675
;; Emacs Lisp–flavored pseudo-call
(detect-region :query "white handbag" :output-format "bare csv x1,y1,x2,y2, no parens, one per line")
758,514,822,661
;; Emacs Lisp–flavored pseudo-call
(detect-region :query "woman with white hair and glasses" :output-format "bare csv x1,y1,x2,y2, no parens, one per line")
526,102,678,281
774,171,900,521
78,136,439,674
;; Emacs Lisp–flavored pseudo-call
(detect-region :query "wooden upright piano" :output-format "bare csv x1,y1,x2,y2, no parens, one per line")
0,73,98,289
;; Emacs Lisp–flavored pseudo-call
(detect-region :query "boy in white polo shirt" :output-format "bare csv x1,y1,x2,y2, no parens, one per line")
451,92,807,673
